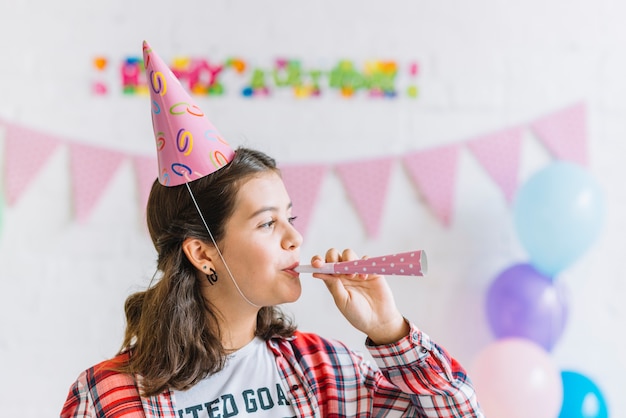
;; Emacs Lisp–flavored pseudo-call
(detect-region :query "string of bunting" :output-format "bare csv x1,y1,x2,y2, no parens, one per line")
0,102,587,235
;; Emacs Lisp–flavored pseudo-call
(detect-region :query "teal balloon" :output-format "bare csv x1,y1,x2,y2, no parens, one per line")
513,162,605,276
559,371,608,418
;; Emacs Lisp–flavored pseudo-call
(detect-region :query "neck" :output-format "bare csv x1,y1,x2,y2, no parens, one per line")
220,313,258,351
199,273,261,351
209,298,259,351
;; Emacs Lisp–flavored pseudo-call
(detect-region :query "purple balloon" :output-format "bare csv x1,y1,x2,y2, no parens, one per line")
486,263,568,351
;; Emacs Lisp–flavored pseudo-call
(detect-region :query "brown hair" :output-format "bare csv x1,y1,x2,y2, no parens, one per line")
117,147,297,396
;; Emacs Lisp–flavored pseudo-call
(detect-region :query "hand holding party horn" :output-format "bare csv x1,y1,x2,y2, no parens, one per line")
295,250,427,277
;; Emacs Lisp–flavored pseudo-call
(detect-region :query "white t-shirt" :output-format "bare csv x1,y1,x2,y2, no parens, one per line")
173,337,296,417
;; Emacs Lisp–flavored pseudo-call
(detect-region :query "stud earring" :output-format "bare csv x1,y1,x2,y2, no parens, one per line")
206,268,218,285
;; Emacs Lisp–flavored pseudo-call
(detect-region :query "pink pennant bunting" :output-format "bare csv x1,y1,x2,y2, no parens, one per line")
279,163,328,238
132,155,158,214
335,156,395,238
3,123,63,206
403,145,459,227
530,102,588,166
69,143,126,223
466,126,524,205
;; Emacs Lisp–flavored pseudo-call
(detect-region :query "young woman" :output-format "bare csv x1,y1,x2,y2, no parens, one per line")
60,41,483,417
61,147,483,417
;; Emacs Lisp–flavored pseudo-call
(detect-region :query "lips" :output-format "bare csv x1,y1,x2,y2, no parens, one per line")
283,262,300,277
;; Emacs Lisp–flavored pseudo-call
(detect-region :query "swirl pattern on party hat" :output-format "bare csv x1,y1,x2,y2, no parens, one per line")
143,40,235,187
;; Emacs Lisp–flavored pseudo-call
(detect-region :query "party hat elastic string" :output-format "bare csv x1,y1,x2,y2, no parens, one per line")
185,183,261,308
143,41,253,306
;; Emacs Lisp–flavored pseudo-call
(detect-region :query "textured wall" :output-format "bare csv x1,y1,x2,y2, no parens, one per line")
0,0,624,416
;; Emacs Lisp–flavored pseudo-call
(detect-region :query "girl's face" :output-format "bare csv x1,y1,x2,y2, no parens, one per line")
216,170,303,307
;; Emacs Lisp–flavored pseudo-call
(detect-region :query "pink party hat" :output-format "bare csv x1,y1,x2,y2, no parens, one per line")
143,40,235,186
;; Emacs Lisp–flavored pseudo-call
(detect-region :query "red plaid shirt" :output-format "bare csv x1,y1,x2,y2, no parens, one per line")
61,322,483,417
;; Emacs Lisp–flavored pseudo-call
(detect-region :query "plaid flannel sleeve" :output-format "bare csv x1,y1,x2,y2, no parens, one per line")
367,321,484,417
60,354,146,418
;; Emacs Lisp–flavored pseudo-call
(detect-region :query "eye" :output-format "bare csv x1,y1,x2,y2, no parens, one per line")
259,220,276,229
288,216,298,225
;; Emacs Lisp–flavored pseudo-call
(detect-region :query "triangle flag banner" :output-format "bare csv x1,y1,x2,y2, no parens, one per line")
0,101,587,232
403,145,460,226
4,122,63,207
280,163,328,238
466,126,524,205
69,143,126,223
335,156,394,238
530,102,588,166
132,155,158,215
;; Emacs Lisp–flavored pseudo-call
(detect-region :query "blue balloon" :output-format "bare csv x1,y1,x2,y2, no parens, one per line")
513,162,605,276
559,371,608,418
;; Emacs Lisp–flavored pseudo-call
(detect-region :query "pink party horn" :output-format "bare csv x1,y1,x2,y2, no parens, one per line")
295,250,427,276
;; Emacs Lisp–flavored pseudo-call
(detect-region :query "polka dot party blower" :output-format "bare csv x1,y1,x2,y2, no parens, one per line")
295,250,428,276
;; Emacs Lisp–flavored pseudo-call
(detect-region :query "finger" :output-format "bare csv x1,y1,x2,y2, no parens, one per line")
310,255,323,267
309,248,336,267
340,248,358,263
325,248,340,263
330,249,361,279
319,274,348,305
341,249,364,278
359,254,370,279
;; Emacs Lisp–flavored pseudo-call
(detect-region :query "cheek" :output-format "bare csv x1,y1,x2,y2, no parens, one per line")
232,250,267,278
242,241,274,263
222,235,275,277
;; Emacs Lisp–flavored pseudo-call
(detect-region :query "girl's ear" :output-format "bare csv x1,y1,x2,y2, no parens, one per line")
182,238,215,272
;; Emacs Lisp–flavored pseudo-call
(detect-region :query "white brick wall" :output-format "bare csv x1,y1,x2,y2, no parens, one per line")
0,0,624,416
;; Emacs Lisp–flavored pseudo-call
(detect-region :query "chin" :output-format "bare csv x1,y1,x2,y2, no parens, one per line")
283,286,302,304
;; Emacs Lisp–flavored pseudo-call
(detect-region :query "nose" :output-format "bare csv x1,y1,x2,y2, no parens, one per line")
282,222,303,250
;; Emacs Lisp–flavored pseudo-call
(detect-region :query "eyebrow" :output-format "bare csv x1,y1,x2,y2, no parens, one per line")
248,202,293,219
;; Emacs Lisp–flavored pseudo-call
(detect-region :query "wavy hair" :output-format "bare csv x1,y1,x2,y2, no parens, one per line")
117,147,297,396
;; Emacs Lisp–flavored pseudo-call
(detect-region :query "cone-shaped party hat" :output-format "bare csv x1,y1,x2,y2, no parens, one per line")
143,40,235,186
